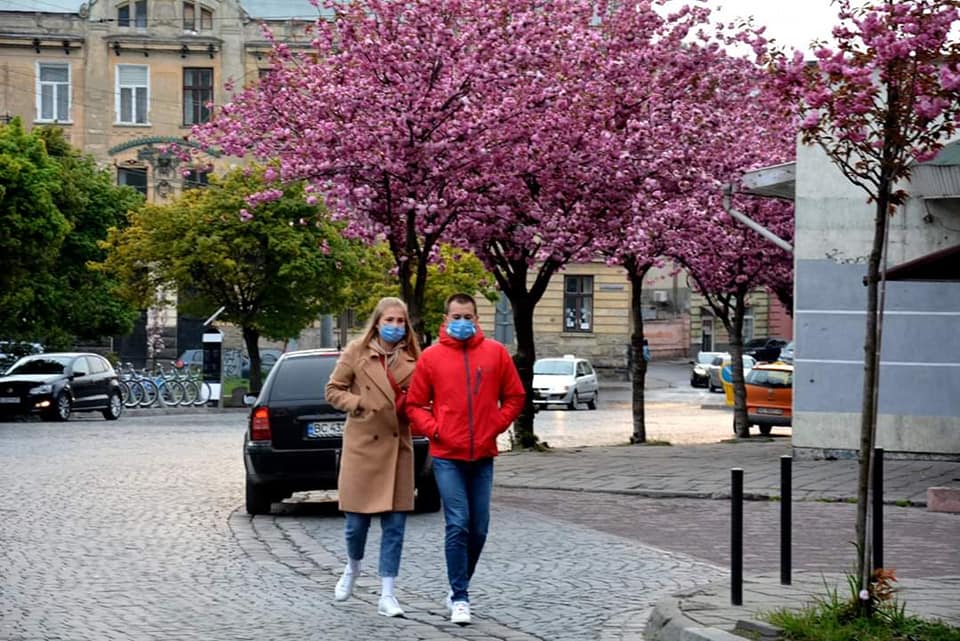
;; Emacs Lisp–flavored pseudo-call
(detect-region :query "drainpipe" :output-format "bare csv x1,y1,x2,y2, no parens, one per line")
722,184,793,254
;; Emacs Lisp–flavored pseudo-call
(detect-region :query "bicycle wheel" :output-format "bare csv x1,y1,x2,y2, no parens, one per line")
179,379,200,405
157,380,185,406
192,381,213,406
122,381,143,408
137,379,159,407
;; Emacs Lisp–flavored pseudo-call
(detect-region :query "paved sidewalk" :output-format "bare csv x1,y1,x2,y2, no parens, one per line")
494,439,960,640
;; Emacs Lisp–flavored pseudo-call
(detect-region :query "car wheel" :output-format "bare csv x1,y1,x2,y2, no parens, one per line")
245,479,273,516
414,473,441,513
102,391,123,421
586,391,598,410
567,392,579,411
49,392,71,421
759,424,773,436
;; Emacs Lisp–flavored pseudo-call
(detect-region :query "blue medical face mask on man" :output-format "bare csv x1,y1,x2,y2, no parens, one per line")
379,324,406,343
446,319,476,341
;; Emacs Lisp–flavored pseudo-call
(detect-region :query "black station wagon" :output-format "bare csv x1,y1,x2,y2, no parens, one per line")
242,349,440,515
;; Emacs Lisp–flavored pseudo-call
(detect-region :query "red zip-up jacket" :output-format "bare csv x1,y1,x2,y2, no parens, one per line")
406,324,525,461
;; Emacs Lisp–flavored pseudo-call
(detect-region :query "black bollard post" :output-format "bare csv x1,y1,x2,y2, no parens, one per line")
781,455,792,585
873,447,884,571
732,467,743,605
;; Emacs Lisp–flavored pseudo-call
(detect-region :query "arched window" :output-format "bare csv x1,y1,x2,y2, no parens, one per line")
182,1,195,30
182,1,213,31
117,0,147,28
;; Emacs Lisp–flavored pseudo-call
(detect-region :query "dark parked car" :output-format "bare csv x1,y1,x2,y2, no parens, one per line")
743,338,788,363
690,351,724,388
242,349,440,515
0,352,123,421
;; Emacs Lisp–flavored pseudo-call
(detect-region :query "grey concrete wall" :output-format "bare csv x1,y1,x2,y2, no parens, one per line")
792,142,960,457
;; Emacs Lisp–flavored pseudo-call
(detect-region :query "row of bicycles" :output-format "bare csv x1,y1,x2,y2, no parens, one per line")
118,362,214,408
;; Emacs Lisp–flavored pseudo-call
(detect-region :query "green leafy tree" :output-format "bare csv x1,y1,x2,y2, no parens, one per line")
347,243,499,343
0,121,141,348
35,127,143,345
98,167,364,392
0,119,70,341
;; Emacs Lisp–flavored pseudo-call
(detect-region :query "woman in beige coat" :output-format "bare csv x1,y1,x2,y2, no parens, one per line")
325,297,421,618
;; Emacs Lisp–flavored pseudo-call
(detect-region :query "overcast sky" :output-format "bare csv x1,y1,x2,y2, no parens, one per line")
701,0,845,55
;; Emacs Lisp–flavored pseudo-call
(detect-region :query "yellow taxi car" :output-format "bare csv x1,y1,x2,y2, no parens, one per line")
744,362,793,435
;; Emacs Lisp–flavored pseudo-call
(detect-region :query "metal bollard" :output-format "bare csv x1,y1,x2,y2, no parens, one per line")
732,467,743,605
873,447,884,570
781,455,792,585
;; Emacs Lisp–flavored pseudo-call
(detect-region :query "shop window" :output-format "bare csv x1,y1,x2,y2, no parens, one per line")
118,167,148,196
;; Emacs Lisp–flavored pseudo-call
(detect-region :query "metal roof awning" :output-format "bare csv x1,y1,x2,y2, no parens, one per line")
885,244,960,282
740,162,796,201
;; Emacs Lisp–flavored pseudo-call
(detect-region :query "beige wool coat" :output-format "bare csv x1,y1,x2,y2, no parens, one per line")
325,338,417,514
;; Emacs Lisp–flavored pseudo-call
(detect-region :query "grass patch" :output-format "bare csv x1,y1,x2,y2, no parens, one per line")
766,602,960,641
764,572,960,641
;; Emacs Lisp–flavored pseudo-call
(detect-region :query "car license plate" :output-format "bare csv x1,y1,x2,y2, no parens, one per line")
0,397,19,404
757,407,783,415
305,421,344,438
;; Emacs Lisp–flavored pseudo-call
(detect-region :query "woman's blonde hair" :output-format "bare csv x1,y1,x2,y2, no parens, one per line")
358,296,421,359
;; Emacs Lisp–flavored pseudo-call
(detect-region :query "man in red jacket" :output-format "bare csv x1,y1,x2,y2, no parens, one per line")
406,293,525,625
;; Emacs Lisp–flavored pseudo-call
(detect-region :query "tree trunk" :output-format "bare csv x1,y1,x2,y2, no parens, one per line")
855,188,889,606
626,261,651,444
729,290,750,438
494,255,557,450
509,290,539,449
242,326,262,394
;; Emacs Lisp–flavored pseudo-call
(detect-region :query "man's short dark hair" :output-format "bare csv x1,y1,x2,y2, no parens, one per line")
444,293,477,314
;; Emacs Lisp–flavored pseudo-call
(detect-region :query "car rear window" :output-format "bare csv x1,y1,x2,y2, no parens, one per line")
267,356,338,401
746,369,792,388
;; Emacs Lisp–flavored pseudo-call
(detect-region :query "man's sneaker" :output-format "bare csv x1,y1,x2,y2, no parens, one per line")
445,590,454,612
334,572,357,601
450,601,471,625
377,595,405,618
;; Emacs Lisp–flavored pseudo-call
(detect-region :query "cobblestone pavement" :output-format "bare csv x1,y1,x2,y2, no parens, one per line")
0,414,724,641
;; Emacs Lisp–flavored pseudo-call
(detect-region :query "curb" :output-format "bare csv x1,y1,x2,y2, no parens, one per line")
123,406,247,417
646,597,746,641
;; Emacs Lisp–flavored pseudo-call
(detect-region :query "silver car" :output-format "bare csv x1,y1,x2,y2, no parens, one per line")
532,355,599,410
707,354,757,392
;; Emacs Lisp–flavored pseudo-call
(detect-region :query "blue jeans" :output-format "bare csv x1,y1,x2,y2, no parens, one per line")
344,511,407,577
432,457,494,603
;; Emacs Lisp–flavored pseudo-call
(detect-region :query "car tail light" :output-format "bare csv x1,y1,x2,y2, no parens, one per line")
251,406,271,441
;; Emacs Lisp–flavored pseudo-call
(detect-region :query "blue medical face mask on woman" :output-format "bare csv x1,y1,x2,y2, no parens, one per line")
446,319,476,341
379,324,406,344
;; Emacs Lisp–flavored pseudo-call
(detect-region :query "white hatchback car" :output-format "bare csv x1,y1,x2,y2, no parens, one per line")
532,355,599,410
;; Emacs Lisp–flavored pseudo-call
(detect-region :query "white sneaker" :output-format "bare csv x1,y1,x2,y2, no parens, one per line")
445,590,454,611
450,600,471,625
378,595,405,617
334,572,357,601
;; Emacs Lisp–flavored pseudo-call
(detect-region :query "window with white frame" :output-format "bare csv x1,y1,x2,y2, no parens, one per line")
36,63,71,122
116,65,149,124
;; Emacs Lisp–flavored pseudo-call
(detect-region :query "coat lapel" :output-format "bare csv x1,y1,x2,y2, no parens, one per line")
358,347,395,401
